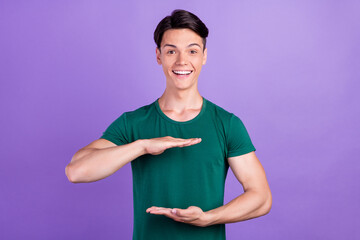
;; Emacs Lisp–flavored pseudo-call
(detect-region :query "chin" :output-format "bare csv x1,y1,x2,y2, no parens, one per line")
165,74,198,90
173,82,197,91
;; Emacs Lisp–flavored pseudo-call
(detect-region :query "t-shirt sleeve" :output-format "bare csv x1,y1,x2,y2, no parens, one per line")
100,113,129,146
227,114,256,158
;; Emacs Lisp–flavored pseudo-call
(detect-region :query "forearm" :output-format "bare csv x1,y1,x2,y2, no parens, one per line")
66,140,146,183
66,136,201,183
205,189,272,226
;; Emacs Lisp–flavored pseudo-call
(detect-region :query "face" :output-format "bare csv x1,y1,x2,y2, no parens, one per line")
156,28,207,91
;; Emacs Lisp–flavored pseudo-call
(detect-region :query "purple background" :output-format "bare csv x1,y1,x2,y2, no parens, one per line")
1,0,359,239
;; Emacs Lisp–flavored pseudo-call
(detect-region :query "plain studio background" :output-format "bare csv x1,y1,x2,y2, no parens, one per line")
1,0,359,239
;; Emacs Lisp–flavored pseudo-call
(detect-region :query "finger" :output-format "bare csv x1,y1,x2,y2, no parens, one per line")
147,206,172,213
147,207,178,217
148,208,180,220
171,208,181,216
182,138,202,147
148,209,170,215
148,208,193,223
146,206,166,213
178,138,202,147
165,138,191,147
175,138,194,145
165,139,196,149
171,208,192,218
170,209,195,222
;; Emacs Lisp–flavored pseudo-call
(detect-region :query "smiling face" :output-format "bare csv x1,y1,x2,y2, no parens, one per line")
156,28,207,91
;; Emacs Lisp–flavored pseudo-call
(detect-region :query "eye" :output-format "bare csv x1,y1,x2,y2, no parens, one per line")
190,50,198,54
167,50,175,55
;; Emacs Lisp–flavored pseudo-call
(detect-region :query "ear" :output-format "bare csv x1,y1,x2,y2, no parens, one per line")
202,48,207,65
156,47,162,65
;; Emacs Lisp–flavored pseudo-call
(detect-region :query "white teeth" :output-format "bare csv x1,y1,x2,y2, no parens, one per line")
173,70,192,75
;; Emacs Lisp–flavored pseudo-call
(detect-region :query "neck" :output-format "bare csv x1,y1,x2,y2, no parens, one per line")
158,88,203,111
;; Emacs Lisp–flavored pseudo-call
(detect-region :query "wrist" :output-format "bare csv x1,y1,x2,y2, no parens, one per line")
202,209,220,227
136,139,149,155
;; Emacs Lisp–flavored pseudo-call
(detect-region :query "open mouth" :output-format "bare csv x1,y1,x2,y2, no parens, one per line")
172,70,193,76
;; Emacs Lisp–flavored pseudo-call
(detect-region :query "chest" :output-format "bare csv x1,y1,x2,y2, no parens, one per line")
130,117,228,169
161,108,201,122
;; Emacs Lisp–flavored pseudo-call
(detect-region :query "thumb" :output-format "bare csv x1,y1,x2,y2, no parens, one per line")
171,208,181,216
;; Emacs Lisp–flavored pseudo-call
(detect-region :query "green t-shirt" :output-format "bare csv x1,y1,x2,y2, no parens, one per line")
100,97,256,240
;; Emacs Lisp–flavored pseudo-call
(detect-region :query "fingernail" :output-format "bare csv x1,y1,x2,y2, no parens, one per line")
171,209,177,214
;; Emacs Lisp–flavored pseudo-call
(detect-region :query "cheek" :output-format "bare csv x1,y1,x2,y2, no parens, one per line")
162,65,172,74
194,59,204,69
162,59,175,68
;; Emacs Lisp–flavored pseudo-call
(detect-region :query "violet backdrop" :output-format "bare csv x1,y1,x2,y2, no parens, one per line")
1,0,359,239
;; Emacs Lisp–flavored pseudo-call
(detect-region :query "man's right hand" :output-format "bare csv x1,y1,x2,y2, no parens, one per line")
142,136,202,155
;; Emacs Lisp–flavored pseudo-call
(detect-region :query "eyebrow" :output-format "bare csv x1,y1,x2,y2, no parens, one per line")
163,43,202,49
188,43,202,48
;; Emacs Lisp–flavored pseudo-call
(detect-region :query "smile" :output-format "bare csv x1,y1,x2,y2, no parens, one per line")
172,70,193,75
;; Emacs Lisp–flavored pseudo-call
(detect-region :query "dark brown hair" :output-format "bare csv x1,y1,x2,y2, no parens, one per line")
154,9,209,51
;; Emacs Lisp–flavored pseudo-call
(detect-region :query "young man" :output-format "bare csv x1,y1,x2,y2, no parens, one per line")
66,9,272,240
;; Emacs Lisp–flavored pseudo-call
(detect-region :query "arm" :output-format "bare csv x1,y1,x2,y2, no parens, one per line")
147,151,272,226
65,137,202,183
205,151,272,224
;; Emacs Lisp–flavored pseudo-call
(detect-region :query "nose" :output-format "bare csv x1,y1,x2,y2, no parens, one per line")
176,52,187,65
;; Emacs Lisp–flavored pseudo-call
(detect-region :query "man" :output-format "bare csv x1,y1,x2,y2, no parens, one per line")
65,9,272,240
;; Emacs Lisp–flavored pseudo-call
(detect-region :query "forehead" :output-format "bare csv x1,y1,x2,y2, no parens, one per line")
161,28,203,48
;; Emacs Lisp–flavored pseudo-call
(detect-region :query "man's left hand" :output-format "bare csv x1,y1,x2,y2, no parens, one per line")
146,206,210,227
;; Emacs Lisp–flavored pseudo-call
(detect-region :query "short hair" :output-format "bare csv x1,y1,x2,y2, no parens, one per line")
154,9,209,51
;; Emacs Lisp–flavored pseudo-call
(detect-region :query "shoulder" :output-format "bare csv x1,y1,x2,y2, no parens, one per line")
125,101,155,116
205,97,236,122
120,100,157,124
204,98,250,136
